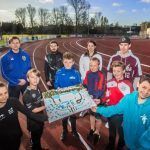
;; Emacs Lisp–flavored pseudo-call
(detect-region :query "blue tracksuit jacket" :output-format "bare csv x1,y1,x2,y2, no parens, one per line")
1,48,31,86
54,67,81,88
96,91,150,150
83,70,105,99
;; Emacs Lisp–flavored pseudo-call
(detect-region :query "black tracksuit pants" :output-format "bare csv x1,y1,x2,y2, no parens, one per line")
31,127,43,150
62,115,77,132
107,115,125,150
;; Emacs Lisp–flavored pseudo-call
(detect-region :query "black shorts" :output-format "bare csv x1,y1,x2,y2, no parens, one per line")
89,109,102,120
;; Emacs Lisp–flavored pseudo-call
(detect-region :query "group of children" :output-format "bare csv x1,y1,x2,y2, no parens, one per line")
0,36,149,150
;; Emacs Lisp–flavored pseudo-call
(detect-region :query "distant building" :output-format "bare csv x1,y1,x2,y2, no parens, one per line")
146,28,150,38
139,22,150,38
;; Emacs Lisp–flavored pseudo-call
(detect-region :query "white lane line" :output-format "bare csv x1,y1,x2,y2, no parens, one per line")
76,39,111,58
32,41,48,91
68,120,92,150
45,41,92,150
0,42,40,76
62,42,79,66
76,39,150,68
78,133,92,150
61,42,92,150
0,42,38,58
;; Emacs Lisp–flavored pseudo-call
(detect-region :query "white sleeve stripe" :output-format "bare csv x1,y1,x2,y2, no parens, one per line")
45,56,48,62
130,54,142,76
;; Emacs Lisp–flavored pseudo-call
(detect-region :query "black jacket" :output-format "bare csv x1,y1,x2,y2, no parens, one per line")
0,98,47,135
23,87,45,131
44,51,63,83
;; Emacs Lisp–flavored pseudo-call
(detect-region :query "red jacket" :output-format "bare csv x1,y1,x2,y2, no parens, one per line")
102,78,133,105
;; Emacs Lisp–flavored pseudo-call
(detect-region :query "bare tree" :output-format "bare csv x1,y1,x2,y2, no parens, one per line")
86,3,90,35
80,11,88,25
27,4,36,34
89,17,96,29
67,0,90,35
59,6,68,25
38,8,49,26
95,12,102,27
15,8,26,28
59,6,68,33
103,16,108,26
51,8,61,33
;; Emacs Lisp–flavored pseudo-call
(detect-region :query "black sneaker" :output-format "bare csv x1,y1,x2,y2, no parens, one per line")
60,131,68,141
104,145,115,150
79,110,88,117
87,129,95,140
28,138,33,148
72,131,79,139
92,133,100,145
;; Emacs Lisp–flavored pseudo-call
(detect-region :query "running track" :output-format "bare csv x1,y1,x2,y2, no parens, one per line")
0,37,150,150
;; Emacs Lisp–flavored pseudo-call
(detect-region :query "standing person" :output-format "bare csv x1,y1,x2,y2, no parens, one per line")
0,81,47,150
1,36,32,99
107,36,142,90
44,40,63,89
79,40,103,117
102,61,133,150
54,52,81,141
23,68,46,150
91,74,150,150
83,57,105,145
79,40,103,81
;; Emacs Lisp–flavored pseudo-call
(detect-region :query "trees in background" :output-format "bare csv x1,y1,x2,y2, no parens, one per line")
1,1,143,36
15,8,26,29
27,4,36,35
38,8,49,26
67,0,90,35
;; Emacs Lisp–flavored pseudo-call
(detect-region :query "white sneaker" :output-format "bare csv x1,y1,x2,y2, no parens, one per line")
105,122,109,128
79,110,88,117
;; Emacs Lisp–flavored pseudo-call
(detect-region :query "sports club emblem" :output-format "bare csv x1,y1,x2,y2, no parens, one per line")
22,56,26,61
140,114,148,125
32,93,36,98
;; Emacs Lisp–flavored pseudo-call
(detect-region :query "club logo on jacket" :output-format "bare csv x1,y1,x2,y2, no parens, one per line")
10,57,14,61
8,107,14,115
140,114,148,125
0,114,5,120
70,76,76,79
32,93,36,98
22,56,26,61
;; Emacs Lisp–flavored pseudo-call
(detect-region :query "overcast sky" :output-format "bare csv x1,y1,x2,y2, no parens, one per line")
0,0,150,25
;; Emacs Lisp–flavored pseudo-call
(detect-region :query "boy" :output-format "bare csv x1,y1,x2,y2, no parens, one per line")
44,40,63,89
83,57,105,145
0,81,47,150
1,36,32,98
92,75,150,150
107,36,142,90
54,52,81,141
23,68,46,150
102,61,133,150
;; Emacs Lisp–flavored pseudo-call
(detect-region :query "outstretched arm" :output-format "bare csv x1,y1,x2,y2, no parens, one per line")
11,98,47,122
